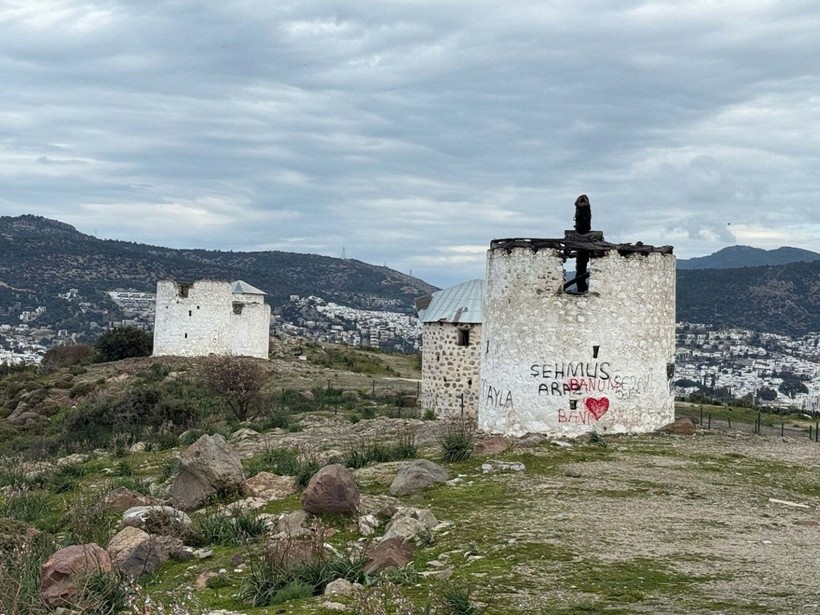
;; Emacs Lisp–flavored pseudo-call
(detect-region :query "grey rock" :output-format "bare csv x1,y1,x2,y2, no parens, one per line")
276,509,311,536
107,527,184,579
168,434,245,511
382,516,428,543
122,505,191,529
389,460,448,497
481,460,525,474
324,578,354,595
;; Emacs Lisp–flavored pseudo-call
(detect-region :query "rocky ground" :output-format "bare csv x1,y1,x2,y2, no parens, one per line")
4,408,820,614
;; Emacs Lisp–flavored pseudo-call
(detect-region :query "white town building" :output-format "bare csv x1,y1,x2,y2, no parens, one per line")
153,279,271,359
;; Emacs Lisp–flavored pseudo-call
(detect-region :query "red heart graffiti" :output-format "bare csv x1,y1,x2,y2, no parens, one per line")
585,397,610,420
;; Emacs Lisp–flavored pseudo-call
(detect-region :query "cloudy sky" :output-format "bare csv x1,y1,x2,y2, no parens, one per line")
1,0,818,287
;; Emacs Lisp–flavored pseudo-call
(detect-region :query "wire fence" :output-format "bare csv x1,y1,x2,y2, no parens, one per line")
676,406,820,442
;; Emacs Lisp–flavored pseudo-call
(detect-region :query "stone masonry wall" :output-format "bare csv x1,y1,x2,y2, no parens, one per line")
478,248,676,437
420,322,482,418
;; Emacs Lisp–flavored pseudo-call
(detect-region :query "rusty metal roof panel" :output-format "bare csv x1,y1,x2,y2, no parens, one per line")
417,279,483,324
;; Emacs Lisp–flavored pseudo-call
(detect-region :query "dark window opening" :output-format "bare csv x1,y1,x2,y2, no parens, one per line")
197,306,200,310
178,283,193,298
562,255,590,294
233,302,244,315
188,310,192,317
184,333,188,339
457,329,470,346
569,399,578,410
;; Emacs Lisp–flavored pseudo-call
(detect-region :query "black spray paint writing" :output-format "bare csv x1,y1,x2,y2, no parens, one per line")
530,362,611,381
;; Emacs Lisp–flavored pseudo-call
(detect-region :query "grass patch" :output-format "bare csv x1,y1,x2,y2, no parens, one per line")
569,557,708,604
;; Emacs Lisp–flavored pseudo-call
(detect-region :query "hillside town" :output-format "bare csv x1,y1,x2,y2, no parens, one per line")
2,284,818,412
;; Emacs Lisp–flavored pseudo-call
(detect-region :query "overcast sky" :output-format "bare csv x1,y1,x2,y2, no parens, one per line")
1,0,818,288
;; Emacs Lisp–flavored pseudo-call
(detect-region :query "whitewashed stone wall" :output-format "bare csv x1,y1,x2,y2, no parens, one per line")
478,248,676,437
420,322,482,418
153,280,270,359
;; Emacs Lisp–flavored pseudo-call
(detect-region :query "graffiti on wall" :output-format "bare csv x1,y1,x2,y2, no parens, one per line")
531,361,652,400
482,381,514,409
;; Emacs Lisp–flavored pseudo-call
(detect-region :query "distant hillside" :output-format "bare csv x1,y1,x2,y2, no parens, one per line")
0,215,437,323
676,260,820,336
678,245,820,270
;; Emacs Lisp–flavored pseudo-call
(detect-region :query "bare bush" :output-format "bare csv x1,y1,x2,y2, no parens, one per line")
202,356,268,421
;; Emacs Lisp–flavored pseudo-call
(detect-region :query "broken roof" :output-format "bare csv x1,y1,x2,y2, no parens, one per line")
231,280,267,295
490,231,673,256
416,279,483,324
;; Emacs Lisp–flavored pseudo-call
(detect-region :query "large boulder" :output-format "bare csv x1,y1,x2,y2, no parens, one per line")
473,435,510,456
302,464,360,515
107,527,185,579
389,460,448,497
363,536,414,574
40,543,112,608
168,434,244,510
657,417,696,436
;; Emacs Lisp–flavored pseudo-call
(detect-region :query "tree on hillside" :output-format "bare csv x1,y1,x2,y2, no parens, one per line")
95,326,153,362
778,378,808,400
757,387,778,402
202,356,268,421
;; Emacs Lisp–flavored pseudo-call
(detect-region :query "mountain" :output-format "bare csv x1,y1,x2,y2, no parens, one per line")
678,245,820,270
0,215,437,330
676,260,820,336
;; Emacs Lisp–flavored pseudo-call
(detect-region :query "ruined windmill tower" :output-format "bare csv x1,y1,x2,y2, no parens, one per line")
478,197,676,437
415,279,483,418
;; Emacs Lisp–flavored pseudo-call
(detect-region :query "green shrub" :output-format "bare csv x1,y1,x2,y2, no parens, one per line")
95,326,153,362
64,489,119,546
179,429,204,446
0,532,57,614
192,509,267,546
138,363,171,383
441,585,488,614
69,381,95,399
240,544,367,607
361,406,376,420
438,422,475,462
75,570,129,615
62,381,205,450
114,461,133,477
157,457,180,483
270,580,314,604
343,432,418,469
0,489,52,525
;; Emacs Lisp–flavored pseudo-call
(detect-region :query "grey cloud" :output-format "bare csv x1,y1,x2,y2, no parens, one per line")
1,0,819,289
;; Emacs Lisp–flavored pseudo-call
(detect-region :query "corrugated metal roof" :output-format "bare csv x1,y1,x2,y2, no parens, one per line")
417,279,483,324
231,280,267,295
